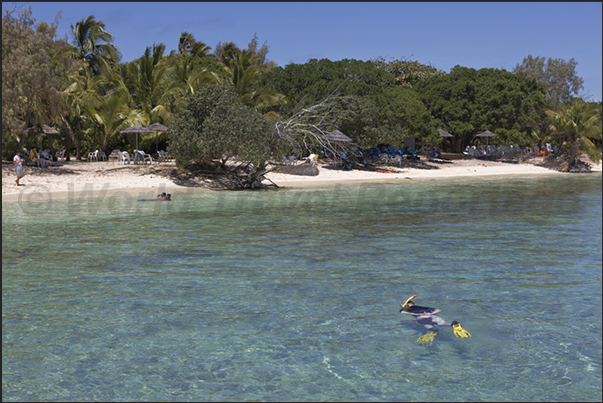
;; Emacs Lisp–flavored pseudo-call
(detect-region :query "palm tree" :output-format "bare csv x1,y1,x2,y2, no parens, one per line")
172,32,212,58
123,44,172,121
70,15,121,76
176,32,195,55
214,41,240,68
222,49,284,110
88,91,145,153
546,98,602,167
170,55,219,95
61,64,104,159
190,41,212,58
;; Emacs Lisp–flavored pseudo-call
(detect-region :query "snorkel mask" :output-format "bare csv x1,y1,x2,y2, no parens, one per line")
401,294,417,309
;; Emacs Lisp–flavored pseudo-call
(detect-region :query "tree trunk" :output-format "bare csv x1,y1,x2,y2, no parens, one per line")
568,139,578,167
60,115,81,160
47,131,55,156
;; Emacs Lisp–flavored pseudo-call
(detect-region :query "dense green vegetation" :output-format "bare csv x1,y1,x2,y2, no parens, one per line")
2,7,601,183
414,66,551,152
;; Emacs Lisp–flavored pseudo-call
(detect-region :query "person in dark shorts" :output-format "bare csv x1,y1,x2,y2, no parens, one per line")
400,296,471,345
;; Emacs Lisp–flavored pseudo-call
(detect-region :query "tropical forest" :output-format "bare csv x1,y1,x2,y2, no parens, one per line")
3,8,602,188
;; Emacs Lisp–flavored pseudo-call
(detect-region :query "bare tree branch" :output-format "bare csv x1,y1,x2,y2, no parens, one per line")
2,2,29,21
271,86,355,157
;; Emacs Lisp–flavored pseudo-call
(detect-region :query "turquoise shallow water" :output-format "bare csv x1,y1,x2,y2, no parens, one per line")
2,174,602,402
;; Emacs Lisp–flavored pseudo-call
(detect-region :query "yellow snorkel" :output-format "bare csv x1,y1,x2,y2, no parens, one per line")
401,294,417,309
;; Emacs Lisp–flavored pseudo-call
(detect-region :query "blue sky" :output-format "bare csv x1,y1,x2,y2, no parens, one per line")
4,2,602,101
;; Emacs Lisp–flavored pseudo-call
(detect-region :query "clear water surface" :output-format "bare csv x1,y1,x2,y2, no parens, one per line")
2,174,602,402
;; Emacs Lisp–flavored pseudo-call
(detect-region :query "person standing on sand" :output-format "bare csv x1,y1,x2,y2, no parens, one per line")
13,151,25,186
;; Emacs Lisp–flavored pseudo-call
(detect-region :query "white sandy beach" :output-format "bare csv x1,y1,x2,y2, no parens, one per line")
2,156,601,202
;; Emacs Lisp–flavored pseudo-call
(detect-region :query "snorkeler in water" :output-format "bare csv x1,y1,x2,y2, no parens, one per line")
400,295,471,346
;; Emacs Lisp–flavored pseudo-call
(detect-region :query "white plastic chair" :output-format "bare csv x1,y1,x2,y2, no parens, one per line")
133,150,152,164
121,151,131,164
288,155,297,165
87,150,99,162
157,150,170,162
391,154,402,167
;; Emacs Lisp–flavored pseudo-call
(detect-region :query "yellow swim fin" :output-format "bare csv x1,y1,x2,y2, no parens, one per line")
417,331,437,346
451,321,471,338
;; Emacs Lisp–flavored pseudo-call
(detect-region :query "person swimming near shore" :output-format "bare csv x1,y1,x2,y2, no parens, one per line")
137,193,171,202
400,295,471,346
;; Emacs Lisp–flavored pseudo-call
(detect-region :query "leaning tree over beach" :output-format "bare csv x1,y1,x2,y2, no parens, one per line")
169,81,363,189
258,58,438,148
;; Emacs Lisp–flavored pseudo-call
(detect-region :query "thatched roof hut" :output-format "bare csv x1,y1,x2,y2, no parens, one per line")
438,129,454,137
23,124,59,134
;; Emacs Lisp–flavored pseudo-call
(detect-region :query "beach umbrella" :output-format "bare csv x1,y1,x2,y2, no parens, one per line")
324,129,352,142
24,124,60,135
24,124,60,150
476,130,496,148
438,129,454,138
146,123,168,152
119,125,153,150
324,129,353,157
438,129,454,153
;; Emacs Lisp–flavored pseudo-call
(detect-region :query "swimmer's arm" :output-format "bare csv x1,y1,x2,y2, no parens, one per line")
419,308,441,315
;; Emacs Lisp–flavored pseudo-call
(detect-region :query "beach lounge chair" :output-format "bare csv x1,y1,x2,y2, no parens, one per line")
108,149,121,163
